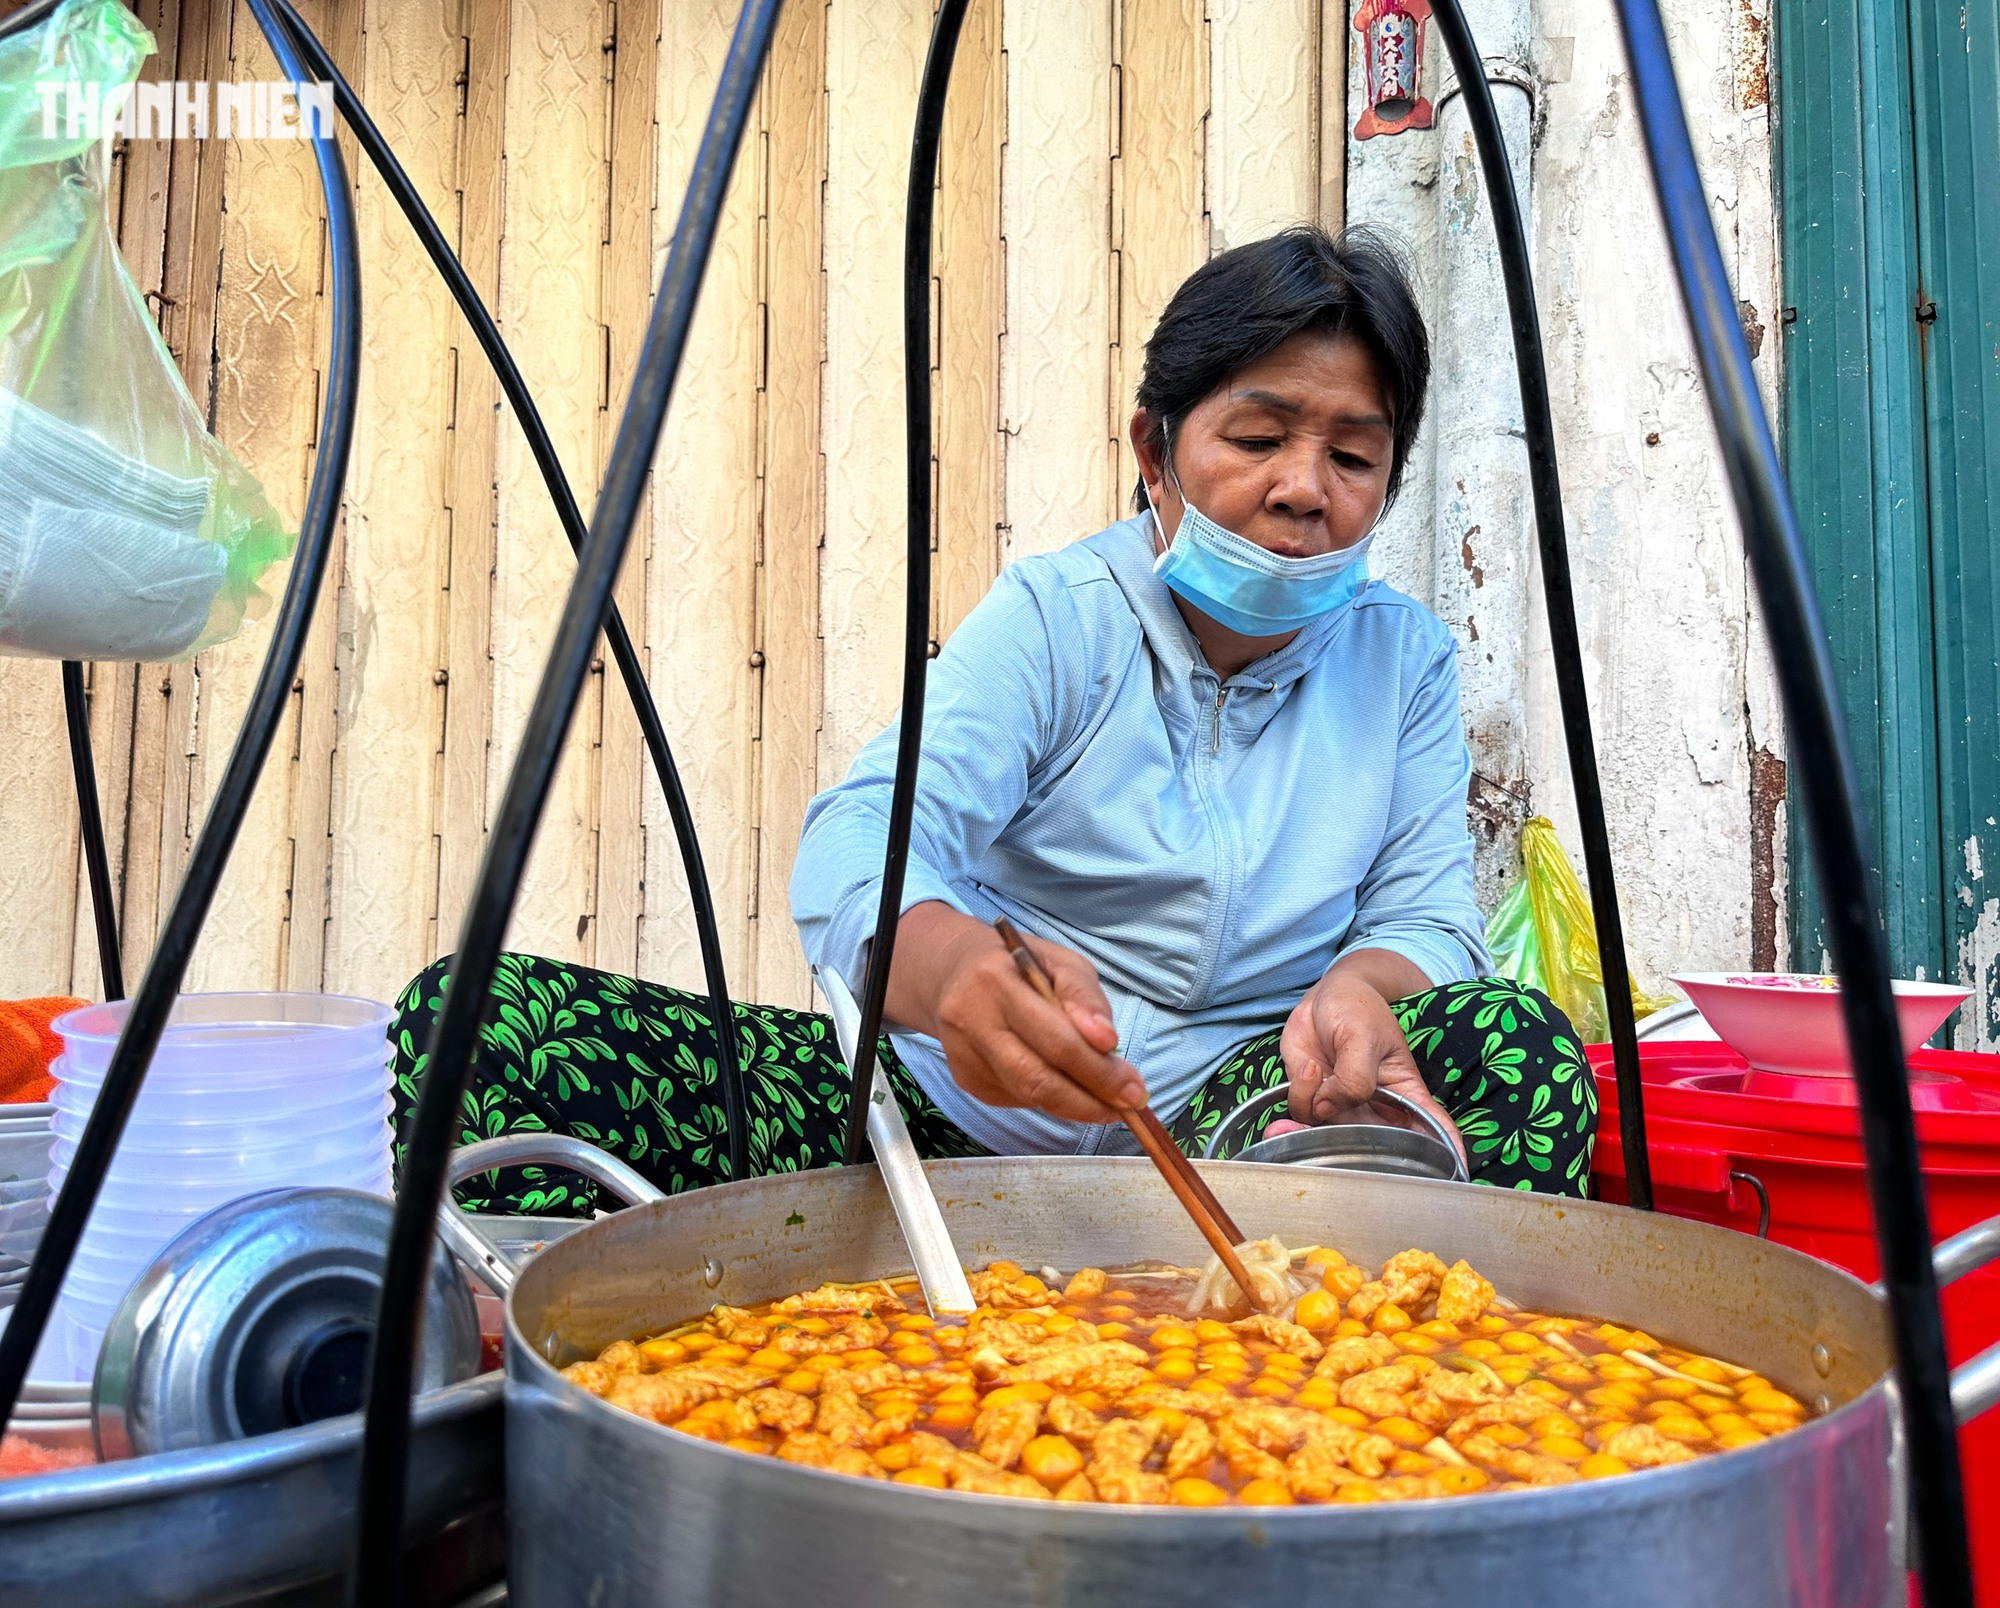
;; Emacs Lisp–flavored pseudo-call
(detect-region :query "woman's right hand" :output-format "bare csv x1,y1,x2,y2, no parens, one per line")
884,902,1146,1124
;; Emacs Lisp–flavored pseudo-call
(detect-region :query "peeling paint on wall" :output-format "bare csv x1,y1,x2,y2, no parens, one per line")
1958,895,2000,1052
1734,0,1771,111
1750,742,1786,968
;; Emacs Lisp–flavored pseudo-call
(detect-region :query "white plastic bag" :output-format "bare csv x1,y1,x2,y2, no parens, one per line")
0,0,291,661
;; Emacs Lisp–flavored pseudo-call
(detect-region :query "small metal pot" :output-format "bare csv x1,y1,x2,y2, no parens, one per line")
466,1138,2000,1608
1204,1083,1470,1180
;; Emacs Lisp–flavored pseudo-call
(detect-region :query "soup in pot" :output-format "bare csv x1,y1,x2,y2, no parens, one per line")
559,1242,1811,1506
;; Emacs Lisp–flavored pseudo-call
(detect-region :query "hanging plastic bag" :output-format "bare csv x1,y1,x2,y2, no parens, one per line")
1487,816,1677,1041
0,0,291,661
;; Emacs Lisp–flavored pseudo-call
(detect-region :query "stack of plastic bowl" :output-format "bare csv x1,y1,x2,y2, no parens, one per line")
46,992,394,1378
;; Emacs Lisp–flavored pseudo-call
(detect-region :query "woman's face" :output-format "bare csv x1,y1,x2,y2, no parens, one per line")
1132,329,1397,560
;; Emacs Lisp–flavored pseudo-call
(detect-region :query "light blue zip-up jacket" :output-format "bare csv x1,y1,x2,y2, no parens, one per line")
790,515,1489,1156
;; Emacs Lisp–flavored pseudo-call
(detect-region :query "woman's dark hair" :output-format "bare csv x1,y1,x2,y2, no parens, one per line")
1132,225,1429,513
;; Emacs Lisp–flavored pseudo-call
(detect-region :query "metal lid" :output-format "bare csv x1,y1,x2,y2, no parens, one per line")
1233,1121,1462,1178
92,1187,479,1460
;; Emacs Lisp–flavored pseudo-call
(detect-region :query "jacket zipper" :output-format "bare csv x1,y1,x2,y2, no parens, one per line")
1211,686,1229,755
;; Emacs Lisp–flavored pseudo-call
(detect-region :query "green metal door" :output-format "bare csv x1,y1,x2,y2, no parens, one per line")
1779,0,2000,1046
1909,0,2000,1047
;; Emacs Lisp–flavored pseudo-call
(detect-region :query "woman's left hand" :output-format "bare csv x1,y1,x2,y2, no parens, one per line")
1272,957,1465,1161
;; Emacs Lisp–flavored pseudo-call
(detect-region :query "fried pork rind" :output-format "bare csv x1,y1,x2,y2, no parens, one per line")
1163,1416,1216,1479
711,1304,771,1346
968,1267,1057,1310
1046,1393,1104,1443
1003,1338,1152,1394
1313,1333,1400,1381
1435,1260,1497,1324
603,1365,763,1425
596,1340,648,1376
1215,1402,1397,1497
1445,1389,1564,1441
777,1430,888,1479
907,1430,1052,1498
560,1360,614,1396
1347,1249,1450,1323
1230,1314,1324,1359
1457,1432,1579,1486
773,1283,907,1316
774,1316,891,1356
973,1398,1044,1469
1120,1385,1232,1422
1407,1367,1505,1428
1338,1360,1427,1418
745,1386,815,1432
1086,1417,1173,1505
1603,1422,1700,1468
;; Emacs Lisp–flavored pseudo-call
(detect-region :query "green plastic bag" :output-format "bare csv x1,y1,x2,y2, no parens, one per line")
0,0,291,660
1487,816,1677,1042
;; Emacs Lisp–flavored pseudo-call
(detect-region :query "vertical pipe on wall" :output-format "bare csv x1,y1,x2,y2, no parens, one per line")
1427,0,1654,1207
1429,0,1535,903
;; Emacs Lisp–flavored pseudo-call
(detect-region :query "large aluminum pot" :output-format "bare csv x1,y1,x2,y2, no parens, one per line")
490,1150,1999,1608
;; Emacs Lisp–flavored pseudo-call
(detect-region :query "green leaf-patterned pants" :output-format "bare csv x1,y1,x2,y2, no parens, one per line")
390,954,1596,1216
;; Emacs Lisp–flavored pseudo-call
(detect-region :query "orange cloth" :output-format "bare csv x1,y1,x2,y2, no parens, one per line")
0,997,85,1104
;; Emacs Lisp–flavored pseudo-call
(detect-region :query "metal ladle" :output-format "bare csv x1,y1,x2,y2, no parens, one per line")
815,967,977,1319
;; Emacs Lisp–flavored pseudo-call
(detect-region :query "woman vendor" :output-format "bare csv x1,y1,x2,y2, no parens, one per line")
391,226,1595,1215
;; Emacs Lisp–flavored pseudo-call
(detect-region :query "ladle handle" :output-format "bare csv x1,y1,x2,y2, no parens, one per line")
816,966,979,1319
439,1133,669,1297
1924,1216,2000,1426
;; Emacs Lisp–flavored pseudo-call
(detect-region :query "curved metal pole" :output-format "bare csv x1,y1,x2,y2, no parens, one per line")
1610,0,1970,1598
261,0,747,1182
841,0,974,1164
347,0,784,1596
0,0,360,1434
1423,0,1651,1209
61,661,124,1001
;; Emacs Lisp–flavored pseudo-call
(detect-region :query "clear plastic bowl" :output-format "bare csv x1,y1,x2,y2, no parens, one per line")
59,1259,138,1308
48,1093,393,1160
48,1145,394,1212
48,1054,391,1128
48,1126,392,1178
53,993,393,1097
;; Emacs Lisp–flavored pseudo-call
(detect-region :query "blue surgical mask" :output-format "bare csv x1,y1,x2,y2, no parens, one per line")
1147,488,1373,638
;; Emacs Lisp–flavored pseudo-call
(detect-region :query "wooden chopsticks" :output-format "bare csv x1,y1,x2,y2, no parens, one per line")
991,917,1265,1312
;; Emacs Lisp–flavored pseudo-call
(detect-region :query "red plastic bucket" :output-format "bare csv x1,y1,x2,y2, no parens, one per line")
1589,1042,2000,1603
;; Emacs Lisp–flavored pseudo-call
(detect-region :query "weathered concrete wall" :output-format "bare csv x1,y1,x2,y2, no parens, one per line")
1348,0,1783,986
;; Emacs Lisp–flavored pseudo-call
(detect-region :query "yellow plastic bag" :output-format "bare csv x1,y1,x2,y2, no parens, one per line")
1486,817,1676,1041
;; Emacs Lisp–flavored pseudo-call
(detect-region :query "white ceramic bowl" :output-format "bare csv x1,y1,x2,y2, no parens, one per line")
1670,971,1972,1076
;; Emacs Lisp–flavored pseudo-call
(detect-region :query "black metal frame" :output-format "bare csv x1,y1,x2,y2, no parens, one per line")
62,661,123,1003
20,0,1973,1599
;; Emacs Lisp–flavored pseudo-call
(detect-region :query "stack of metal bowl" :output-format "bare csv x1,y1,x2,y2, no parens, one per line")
0,1102,92,1454
5,1376,90,1451
0,1101,53,1309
